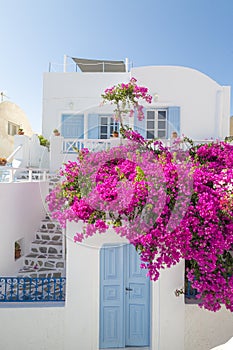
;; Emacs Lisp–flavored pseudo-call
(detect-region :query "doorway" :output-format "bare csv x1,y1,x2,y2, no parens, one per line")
99,244,150,348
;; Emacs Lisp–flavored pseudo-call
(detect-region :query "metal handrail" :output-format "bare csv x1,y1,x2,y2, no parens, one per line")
0,277,66,302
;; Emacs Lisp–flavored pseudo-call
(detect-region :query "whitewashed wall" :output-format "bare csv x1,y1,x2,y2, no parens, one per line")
42,66,230,141
0,181,48,276
13,134,49,169
0,218,232,349
0,307,65,350
132,66,230,139
42,72,129,138
185,306,233,350
65,221,185,350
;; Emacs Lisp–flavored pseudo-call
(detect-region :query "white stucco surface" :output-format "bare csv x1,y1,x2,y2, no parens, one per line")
0,216,232,349
131,66,230,139
14,134,49,168
0,181,48,275
65,221,185,350
185,305,233,350
42,66,230,141
211,337,233,350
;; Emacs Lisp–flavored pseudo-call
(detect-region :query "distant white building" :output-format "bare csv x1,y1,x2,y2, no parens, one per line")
0,101,33,157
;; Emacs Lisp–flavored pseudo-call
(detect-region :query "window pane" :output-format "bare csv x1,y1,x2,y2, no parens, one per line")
147,111,155,120
147,121,154,129
158,130,166,138
158,121,166,129
101,117,108,125
100,134,108,139
8,121,20,136
101,126,107,134
158,111,166,120
147,131,154,139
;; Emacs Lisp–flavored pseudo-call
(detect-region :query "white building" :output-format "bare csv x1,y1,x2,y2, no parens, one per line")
42,59,230,142
0,100,33,158
0,59,232,350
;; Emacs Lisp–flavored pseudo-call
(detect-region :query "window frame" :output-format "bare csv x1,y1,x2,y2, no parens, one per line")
8,121,20,136
146,109,167,139
99,115,119,139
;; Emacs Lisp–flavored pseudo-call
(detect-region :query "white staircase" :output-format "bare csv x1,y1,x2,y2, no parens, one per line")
18,216,65,278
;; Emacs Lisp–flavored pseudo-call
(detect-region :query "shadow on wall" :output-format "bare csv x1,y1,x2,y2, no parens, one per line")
230,116,233,136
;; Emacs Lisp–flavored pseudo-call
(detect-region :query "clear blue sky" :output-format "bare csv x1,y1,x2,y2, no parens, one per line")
0,0,233,133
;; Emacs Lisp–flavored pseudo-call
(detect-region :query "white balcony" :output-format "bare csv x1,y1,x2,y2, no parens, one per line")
49,135,222,173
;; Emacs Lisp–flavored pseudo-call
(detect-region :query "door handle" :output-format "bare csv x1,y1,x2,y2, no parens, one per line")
125,287,133,291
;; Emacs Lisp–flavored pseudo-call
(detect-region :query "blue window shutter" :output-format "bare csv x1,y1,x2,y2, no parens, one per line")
167,107,180,138
61,114,84,138
134,109,146,139
88,114,99,139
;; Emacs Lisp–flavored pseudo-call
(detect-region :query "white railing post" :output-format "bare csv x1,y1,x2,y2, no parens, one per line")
63,54,67,73
28,169,32,182
8,169,13,183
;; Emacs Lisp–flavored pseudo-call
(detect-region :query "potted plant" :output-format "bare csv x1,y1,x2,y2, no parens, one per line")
17,128,24,135
53,129,60,136
38,135,50,149
15,241,21,259
0,157,7,166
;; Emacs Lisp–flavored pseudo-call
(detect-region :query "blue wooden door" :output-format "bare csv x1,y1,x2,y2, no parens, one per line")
99,245,125,348
125,244,150,347
99,244,150,348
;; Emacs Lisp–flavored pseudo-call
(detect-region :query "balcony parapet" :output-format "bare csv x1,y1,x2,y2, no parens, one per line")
0,276,66,303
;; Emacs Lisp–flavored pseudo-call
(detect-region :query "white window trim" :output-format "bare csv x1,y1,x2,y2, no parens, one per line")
8,121,20,136
146,109,167,139
99,115,119,139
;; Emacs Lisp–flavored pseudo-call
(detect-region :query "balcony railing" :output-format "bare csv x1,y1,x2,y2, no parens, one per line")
61,138,219,154
62,138,115,153
0,277,66,302
0,167,49,183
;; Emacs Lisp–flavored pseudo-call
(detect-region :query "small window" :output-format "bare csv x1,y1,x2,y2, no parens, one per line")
15,239,24,260
8,122,20,136
99,116,119,139
146,109,167,139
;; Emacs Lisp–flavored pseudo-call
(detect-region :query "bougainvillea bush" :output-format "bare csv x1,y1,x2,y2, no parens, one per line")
101,77,152,127
47,79,233,312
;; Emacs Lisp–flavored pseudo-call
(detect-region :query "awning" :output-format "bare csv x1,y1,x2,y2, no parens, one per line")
72,57,126,73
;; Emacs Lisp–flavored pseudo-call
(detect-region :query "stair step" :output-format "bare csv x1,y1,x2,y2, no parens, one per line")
31,240,62,246
25,253,63,259
17,212,65,280
35,231,62,241
30,240,62,255
24,253,65,270
18,269,63,278
40,221,62,231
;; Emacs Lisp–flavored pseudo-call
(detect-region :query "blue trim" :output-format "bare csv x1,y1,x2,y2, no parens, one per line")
0,277,66,302
167,107,180,137
61,114,84,138
88,114,99,139
185,280,198,299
